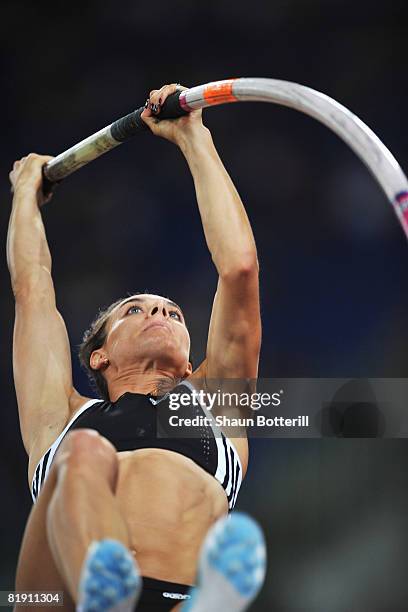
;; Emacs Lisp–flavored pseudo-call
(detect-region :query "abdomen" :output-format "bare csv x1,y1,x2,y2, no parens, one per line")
116,447,228,584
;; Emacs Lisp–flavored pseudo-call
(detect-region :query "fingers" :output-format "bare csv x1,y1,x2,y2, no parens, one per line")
142,83,184,132
24,153,54,167
142,83,198,144
147,83,186,115
9,153,54,201
140,107,159,133
10,153,53,174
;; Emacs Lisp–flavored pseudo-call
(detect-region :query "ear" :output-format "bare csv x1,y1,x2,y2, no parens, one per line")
184,361,193,377
90,348,109,371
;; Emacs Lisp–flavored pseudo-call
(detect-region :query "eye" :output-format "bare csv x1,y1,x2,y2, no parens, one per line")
170,310,182,321
127,305,143,315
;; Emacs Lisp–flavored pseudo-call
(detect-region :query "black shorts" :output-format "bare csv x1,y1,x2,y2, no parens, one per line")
135,577,193,611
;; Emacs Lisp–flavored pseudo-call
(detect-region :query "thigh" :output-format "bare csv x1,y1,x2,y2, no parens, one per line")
15,462,75,612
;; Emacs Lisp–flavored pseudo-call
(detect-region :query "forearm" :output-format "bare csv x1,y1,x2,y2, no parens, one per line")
180,129,258,276
7,187,53,296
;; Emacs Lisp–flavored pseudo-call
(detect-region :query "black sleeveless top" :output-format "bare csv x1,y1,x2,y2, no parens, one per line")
30,381,243,510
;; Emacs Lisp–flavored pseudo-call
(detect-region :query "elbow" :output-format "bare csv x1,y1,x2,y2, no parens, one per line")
12,267,54,304
218,252,259,281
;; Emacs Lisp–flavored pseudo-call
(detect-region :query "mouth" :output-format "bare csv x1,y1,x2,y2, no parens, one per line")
143,322,171,332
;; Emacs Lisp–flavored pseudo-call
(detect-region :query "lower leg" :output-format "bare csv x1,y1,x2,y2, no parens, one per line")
46,430,130,603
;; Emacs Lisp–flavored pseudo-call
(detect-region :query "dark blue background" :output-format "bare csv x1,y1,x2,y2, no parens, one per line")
1,1,408,609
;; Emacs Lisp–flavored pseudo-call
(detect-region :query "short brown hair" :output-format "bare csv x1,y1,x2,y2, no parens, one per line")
79,295,131,400
78,293,192,400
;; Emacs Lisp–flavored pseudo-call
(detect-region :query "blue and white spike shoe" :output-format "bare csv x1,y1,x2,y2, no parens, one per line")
77,539,142,612
182,512,267,612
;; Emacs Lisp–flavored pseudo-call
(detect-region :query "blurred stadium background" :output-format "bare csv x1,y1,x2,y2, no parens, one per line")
1,1,408,609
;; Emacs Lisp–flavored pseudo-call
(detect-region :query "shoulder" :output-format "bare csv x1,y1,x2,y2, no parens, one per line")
68,389,99,417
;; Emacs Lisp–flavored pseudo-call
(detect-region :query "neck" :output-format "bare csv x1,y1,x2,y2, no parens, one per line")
106,365,183,402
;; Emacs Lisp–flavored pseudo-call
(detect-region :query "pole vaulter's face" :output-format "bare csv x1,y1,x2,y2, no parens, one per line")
103,294,191,374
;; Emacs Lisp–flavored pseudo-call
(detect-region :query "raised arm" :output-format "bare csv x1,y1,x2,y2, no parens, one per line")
142,85,261,381
7,154,86,457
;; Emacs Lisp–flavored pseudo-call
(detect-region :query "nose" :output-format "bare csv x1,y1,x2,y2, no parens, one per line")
149,302,169,318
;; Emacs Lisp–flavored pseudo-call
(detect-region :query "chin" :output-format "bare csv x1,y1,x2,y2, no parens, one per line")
140,339,187,370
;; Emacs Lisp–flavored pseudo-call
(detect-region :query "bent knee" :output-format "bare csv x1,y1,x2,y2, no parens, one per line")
54,429,118,482
63,429,116,454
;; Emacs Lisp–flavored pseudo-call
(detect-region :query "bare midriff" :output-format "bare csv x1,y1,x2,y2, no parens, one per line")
115,448,229,585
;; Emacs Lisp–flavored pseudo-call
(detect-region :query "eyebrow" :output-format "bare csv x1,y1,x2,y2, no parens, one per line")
119,297,184,315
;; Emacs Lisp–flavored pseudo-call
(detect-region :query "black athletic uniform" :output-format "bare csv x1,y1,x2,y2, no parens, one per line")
30,381,243,611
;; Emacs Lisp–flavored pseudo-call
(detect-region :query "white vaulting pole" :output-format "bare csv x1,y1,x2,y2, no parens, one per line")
43,78,408,239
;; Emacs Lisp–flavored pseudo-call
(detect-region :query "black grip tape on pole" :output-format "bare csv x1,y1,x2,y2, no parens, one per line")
158,91,190,120
111,109,148,141
111,92,190,142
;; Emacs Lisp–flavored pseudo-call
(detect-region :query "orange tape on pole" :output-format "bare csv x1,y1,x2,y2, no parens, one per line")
203,79,238,105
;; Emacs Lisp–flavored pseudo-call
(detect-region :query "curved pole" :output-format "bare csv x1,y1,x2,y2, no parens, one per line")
43,78,408,239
